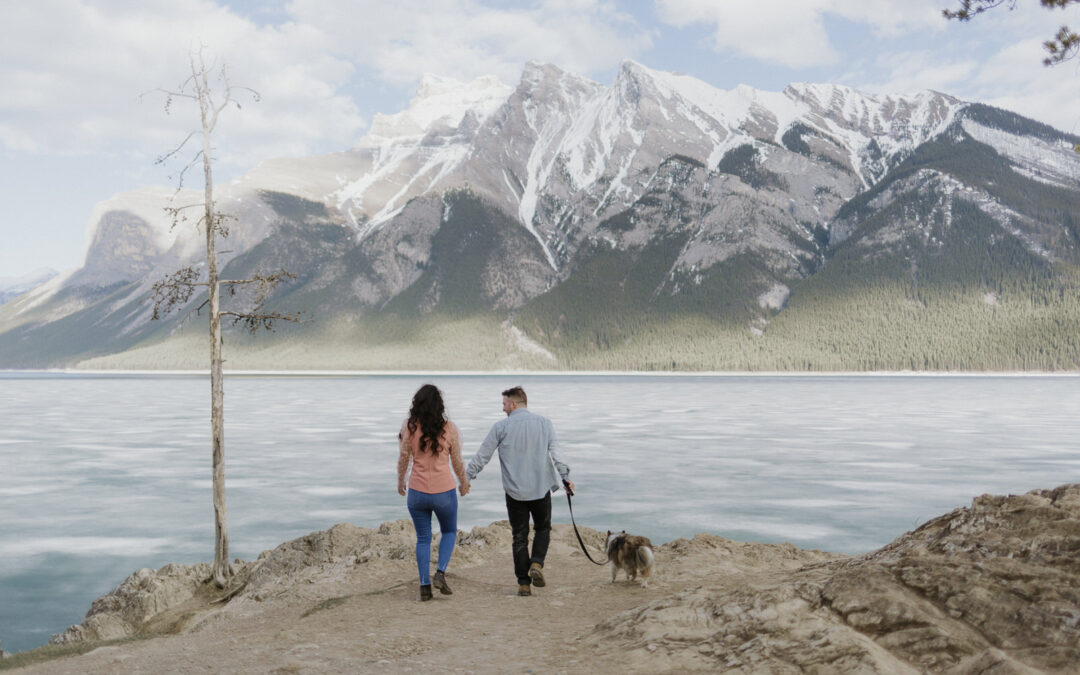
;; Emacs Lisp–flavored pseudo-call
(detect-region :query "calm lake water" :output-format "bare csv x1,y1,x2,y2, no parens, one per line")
1,372,1078,652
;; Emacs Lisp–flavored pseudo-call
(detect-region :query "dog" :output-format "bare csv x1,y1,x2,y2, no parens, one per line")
605,530,655,588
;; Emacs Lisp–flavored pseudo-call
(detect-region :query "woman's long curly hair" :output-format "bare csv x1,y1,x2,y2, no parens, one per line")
407,384,447,455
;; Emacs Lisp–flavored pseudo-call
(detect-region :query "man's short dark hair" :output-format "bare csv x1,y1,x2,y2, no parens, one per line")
502,386,527,406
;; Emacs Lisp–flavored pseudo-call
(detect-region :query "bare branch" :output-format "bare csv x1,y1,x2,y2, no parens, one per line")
231,269,297,307
219,309,305,333
208,65,230,132
151,267,201,320
155,131,199,166
219,270,297,287
164,205,194,232
148,87,198,102
158,267,300,331
210,211,235,239
232,86,262,108
169,150,204,195
164,203,204,212
164,199,205,232
942,0,1014,20
215,269,300,332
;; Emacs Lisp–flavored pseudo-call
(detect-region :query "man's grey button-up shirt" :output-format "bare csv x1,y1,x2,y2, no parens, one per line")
466,408,570,501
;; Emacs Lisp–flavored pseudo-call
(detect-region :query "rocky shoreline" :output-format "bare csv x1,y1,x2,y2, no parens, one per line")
11,484,1080,673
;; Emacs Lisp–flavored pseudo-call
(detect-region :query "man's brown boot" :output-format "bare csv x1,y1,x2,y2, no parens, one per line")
528,562,546,587
517,584,532,596
420,585,433,601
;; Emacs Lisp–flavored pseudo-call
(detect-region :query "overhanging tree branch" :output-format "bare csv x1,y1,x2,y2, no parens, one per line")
943,0,1079,65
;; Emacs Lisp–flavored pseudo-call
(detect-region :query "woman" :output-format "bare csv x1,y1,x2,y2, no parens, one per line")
397,384,470,601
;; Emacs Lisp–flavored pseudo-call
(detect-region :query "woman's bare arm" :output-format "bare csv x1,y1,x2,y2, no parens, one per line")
397,420,411,496
449,422,470,496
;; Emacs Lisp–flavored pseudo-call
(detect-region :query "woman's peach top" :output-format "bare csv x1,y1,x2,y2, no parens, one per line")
400,419,463,494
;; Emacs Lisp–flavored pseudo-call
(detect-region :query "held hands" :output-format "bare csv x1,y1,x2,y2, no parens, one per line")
459,481,471,497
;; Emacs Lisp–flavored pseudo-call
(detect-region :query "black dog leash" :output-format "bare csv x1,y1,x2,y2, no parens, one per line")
563,481,609,566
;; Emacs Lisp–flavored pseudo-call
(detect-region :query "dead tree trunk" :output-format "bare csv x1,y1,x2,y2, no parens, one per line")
150,50,300,589
195,62,230,588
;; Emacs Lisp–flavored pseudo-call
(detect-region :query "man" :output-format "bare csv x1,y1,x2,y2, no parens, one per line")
466,386,574,596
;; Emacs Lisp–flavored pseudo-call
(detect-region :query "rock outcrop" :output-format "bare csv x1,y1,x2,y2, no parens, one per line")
588,484,1080,673
50,563,213,644
41,485,1080,674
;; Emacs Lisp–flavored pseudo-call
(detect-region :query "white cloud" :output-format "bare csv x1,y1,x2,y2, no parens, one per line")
975,39,1080,134
0,0,651,174
2,0,1075,178
849,4,1080,133
654,0,943,68
855,52,979,96
284,0,652,87
945,4,1080,133
0,0,365,171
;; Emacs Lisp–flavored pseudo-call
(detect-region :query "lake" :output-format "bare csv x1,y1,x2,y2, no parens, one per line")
1,372,1078,652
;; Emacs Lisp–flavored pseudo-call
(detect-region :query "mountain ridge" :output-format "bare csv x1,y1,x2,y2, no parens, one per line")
3,60,1079,371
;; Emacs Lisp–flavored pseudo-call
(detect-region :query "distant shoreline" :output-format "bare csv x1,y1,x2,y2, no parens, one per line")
2,368,1077,378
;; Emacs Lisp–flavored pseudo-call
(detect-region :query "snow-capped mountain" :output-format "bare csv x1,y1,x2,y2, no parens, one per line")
2,61,1078,370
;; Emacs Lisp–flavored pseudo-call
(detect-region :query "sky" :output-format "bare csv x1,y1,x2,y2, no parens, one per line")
1,0,1078,279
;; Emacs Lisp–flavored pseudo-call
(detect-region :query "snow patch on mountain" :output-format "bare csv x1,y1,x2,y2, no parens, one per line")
503,321,556,362
364,142,473,234
334,75,514,238
322,62,969,260
961,119,1080,189
508,64,608,267
784,83,962,185
367,74,512,139
758,283,791,311
643,64,798,156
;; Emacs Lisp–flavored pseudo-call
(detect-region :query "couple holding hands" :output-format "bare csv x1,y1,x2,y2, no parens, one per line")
397,384,575,600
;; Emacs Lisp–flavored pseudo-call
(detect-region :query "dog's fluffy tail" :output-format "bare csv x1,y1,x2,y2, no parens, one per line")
637,545,654,571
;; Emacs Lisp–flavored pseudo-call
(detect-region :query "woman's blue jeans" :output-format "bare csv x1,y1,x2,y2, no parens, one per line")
407,488,458,585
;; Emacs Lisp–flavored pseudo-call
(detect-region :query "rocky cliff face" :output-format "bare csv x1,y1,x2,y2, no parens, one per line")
2,61,1079,369
590,484,1080,673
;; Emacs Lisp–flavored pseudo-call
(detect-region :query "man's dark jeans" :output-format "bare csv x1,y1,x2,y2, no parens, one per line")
505,491,551,585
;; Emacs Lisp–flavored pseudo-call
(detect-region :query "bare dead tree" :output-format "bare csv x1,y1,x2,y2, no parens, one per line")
150,49,301,588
